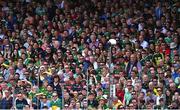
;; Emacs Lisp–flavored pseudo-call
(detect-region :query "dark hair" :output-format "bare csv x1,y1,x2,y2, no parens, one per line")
53,75,60,80
42,106,48,109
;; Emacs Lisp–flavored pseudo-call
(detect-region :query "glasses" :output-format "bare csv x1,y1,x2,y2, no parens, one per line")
127,84,132,86
53,95,57,97
129,105,134,107
157,89,162,92
132,92,136,95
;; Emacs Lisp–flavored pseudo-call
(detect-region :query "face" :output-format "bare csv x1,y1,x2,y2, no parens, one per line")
127,83,132,90
130,54,136,62
81,90,86,95
132,99,137,107
24,71,30,78
65,65,70,73
70,100,76,106
152,78,157,86
83,100,88,107
129,103,135,109
155,45,160,52
166,90,171,96
97,90,103,96
88,94,94,101
170,83,176,91
64,93,70,100
42,97,47,102
47,86,53,92
131,71,136,77
139,36,144,42
143,75,149,82
76,103,81,108
52,93,58,100
131,91,137,98
46,47,51,53
148,82,154,90
17,94,23,100
157,88,162,95
54,77,59,82
139,92,145,100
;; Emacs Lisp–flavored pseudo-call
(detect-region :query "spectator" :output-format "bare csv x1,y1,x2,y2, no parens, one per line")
1,89,13,109
40,95,51,109
50,92,62,110
15,93,28,110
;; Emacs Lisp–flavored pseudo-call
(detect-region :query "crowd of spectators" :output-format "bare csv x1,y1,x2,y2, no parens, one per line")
0,0,179,109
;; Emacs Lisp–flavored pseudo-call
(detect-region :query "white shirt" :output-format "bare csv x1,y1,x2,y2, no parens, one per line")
16,69,25,80
131,77,136,86
0,34,4,39
93,62,98,70
140,40,148,49
156,94,164,105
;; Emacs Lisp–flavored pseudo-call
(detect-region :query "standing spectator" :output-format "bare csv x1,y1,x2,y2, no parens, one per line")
50,92,62,110
51,75,62,98
88,93,98,109
40,95,51,109
15,93,28,110
126,54,142,78
1,89,13,109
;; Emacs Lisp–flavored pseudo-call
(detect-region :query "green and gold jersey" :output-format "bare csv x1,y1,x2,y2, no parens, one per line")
152,53,164,66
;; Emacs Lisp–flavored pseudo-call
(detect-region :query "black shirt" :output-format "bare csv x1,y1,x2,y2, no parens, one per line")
16,98,28,110
0,97,13,109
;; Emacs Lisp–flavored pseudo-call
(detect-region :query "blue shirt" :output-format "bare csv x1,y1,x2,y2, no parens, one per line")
155,7,163,20
172,72,180,80
40,100,51,109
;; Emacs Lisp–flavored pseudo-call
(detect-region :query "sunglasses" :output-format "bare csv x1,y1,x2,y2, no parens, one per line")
157,89,162,91
127,85,132,86
129,105,134,107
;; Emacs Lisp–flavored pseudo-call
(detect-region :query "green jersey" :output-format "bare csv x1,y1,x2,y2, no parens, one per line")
50,98,62,108
152,53,164,66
